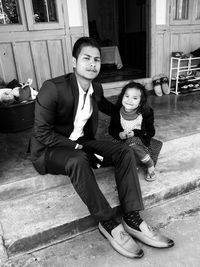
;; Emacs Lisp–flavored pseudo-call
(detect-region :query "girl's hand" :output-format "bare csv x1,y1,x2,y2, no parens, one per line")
119,131,127,139
126,131,134,138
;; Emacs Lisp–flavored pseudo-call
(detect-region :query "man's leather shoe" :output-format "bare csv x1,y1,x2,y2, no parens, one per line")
122,219,174,248
99,221,144,258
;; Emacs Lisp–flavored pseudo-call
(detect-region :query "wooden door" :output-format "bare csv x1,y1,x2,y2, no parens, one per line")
0,0,72,90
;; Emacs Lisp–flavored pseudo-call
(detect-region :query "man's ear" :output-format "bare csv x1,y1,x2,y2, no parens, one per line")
72,57,76,68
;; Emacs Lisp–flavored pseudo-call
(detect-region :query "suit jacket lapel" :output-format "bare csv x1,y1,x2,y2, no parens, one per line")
91,95,98,132
69,73,79,122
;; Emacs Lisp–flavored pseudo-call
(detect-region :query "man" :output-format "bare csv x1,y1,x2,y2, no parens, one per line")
31,37,174,259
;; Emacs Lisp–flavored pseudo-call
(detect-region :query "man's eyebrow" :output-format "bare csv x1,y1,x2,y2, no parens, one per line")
82,53,90,57
82,53,101,59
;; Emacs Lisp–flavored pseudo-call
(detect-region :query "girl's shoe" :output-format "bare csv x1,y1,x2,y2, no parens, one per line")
145,168,156,182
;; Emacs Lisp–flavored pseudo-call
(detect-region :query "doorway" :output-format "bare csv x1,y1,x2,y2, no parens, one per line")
86,0,148,83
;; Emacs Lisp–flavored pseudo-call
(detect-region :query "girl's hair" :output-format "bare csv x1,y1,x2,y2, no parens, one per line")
72,37,101,59
116,81,148,113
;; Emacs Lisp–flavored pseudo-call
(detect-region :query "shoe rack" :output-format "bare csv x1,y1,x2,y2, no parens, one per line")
169,56,200,95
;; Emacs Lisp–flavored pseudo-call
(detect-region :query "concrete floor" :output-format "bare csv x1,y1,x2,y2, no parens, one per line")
148,91,200,142
4,188,200,267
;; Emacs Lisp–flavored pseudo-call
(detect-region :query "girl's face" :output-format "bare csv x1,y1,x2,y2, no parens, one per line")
122,87,141,112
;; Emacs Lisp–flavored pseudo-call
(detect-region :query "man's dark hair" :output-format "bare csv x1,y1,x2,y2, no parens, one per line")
116,81,148,114
72,37,101,59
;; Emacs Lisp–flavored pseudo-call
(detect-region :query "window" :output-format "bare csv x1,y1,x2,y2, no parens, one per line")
0,0,64,31
24,0,64,30
173,0,189,20
0,0,21,25
171,0,200,24
195,0,200,19
0,0,25,31
32,0,57,23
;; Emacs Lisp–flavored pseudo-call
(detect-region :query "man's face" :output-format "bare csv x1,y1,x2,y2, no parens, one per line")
73,46,101,81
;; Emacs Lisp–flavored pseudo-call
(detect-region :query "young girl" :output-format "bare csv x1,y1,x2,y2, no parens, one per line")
109,81,156,182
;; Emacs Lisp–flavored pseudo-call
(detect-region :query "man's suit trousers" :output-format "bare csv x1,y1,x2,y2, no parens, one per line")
45,140,144,221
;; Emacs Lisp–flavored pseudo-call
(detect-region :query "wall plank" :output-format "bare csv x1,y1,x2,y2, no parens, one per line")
155,32,169,75
171,31,200,54
0,43,17,84
179,33,191,53
47,40,65,78
13,42,37,89
190,33,200,52
31,41,51,89
170,33,179,53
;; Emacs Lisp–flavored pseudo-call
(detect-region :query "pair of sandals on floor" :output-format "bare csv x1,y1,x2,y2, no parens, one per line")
152,74,170,96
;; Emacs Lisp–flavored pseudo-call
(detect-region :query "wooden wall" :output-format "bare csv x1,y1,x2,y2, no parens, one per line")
0,36,70,90
0,0,88,90
153,27,200,77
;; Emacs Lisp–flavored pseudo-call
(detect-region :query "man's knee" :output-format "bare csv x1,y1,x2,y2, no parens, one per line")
66,150,89,170
65,150,95,188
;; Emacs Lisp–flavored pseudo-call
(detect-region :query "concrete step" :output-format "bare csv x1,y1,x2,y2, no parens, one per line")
1,133,200,258
0,158,113,202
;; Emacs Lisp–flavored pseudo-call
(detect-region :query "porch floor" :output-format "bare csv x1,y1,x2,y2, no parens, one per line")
1,91,200,259
95,66,145,83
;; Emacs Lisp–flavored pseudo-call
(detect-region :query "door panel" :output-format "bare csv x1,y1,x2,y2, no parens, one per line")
155,31,169,75
31,41,51,88
47,40,65,78
13,42,37,88
0,43,17,82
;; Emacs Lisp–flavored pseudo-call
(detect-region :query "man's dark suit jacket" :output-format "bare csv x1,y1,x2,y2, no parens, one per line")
108,106,155,147
31,73,114,174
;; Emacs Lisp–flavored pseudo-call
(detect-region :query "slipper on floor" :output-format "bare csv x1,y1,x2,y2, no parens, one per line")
152,76,163,96
159,74,170,94
145,171,156,182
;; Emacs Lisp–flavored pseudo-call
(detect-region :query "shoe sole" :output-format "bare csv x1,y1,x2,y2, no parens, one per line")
153,85,163,96
98,223,144,258
159,74,170,94
122,219,174,248
145,177,156,182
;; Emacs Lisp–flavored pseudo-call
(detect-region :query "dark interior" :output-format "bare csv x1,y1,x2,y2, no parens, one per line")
87,0,147,83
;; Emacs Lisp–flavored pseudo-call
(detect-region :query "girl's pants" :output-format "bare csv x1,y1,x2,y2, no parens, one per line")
129,143,154,168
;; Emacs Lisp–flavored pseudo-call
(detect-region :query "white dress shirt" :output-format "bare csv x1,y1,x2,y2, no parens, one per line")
69,82,93,141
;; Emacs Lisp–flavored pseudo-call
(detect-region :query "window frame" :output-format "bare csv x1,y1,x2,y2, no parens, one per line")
0,0,65,32
170,0,200,25
192,0,200,24
24,0,64,30
0,0,27,32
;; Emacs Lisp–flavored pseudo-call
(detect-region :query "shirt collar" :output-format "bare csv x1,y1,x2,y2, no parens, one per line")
77,82,94,96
